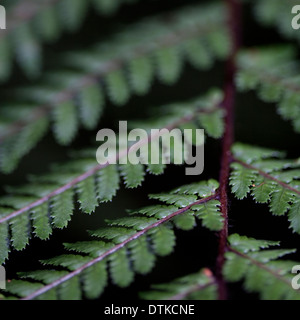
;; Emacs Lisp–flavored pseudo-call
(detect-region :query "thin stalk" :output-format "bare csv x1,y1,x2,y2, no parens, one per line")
216,0,242,300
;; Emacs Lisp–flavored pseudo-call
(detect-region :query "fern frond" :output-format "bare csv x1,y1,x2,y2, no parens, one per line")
0,181,219,300
224,234,300,300
0,3,230,173
236,46,300,133
0,0,140,80
140,269,217,300
0,91,223,263
230,143,300,233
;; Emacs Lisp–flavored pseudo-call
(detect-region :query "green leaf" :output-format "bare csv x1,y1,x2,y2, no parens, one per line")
76,176,98,214
150,225,175,256
172,180,219,197
258,82,283,103
228,234,279,253
129,56,154,95
0,5,228,176
275,169,300,183
10,213,30,251
53,100,78,145
230,163,258,199
251,176,277,203
90,227,136,244
278,92,300,121
207,30,231,59
155,46,183,85
129,236,155,274
149,193,197,208
109,248,134,288
41,254,91,271
236,70,259,91
13,24,41,78
244,265,270,293
0,195,36,210
78,84,104,129
133,205,178,219
58,276,81,300
18,270,68,285
51,190,74,229
96,165,120,202
261,277,288,300
184,39,213,70
288,199,300,233
119,163,145,188
105,70,130,106
0,118,48,174
172,211,196,231
5,280,43,298
14,117,49,160
31,203,52,240
269,187,295,216
141,269,217,300
223,252,249,282
64,241,114,258
198,109,224,139
146,162,166,176
232,143,284,164
225,234,299,300
249,249,296,263
192,200,223,231
236,47,300,134
106,216,157,231
58,0,88,32
82,262,107,299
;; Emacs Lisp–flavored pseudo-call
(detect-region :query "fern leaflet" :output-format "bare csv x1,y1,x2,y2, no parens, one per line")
140,269,217,300
0,181,220,300
0,91,224,263
0,0,140,80
0,3,230,174
230,143,300,233
224,234,300,300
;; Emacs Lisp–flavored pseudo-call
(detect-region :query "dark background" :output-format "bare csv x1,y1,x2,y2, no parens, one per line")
1,0,300,300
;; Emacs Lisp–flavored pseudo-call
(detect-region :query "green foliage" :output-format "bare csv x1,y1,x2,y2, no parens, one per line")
140,269,217,300
192,200,223,231
198,109,225,139
119,163,145,188
224,234,300,300
230,143,300,232
0,3,229,174
229,162,258,199
0,0,140,80
96,165,120,203
236,46,300,133
2,0,300,302
0,181,219,300
0,90,223,263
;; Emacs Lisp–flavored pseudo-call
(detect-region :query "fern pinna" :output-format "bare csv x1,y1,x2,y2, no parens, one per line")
1,0,300,301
